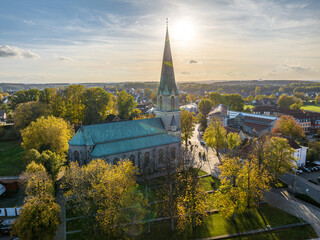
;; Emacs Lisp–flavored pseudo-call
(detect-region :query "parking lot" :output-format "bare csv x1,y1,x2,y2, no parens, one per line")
299,171,320,185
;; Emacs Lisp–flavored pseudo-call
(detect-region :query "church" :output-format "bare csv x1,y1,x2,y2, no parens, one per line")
68,23,182,174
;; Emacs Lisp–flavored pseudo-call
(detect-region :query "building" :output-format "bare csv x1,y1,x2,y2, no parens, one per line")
68,22,181,174
0,110,6,121
253,106,319,132
208,104,229,126
180,103,198,114
231,113,277,137
287,138,308,167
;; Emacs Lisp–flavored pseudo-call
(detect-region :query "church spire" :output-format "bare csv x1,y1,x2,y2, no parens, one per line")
158,19,178,96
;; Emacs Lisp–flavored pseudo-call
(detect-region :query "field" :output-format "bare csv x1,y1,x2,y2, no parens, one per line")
301,104,320,112
0,140,25,176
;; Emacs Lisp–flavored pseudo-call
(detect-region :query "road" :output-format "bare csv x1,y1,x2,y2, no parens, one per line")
281,173,320,203
190,124,220,177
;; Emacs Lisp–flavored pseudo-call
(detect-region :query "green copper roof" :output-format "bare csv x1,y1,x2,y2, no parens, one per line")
69,118,166,146
90,133,180,158
157,25,178,96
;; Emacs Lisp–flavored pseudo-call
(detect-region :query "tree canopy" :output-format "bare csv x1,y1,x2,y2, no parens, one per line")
272,115,305,139
181,109,196,148
21,116,74,155
117,90,137,120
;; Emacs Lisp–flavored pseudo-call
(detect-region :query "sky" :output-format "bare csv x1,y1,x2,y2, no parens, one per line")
0,0,319,84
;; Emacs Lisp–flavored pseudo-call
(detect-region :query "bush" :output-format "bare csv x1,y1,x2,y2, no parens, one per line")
295,194,320,208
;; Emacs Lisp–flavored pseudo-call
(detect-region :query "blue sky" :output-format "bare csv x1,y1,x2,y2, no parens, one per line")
0,0,319,83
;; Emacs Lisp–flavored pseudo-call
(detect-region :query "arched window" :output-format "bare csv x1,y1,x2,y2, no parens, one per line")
130,155,135,166
171,96,175,110
144,152,150,163
113,158,120,165
171,147,176,159
159,96,163,110
159,149,164,164
74,151,80,164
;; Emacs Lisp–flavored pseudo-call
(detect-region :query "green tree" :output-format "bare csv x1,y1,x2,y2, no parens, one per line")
277,95,301,108
315,93,320,105
272,115,305,140
40,88,57,104
197,112,207,131
9,89,41,109
13,101,52,130
203,117,227,157
21,116,74,155
263,136,295,182
82,87,111,125
117,90,137,120
11,195,61,240
224,94,244,111
208,92,224,106
63,85,86,124
63,159,147,238
198,99,213,117
181,109,196,148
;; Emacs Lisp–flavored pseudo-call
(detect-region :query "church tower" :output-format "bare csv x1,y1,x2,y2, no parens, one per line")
155,20,181,140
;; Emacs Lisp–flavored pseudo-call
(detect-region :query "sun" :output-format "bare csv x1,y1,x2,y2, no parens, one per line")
171,21,195,41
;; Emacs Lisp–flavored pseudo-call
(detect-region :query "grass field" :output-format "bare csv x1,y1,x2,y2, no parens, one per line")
0,140,25,176
66,204,317,240
301,104,320,112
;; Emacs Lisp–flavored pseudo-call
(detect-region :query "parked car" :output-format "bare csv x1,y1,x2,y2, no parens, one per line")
302,167,311,173
200,141,206,146
0,218,16,234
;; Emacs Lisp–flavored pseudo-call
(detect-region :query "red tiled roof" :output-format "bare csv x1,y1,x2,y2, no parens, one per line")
242,122,270,132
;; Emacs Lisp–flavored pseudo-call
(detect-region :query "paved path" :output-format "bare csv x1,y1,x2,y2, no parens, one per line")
55,193,66,240
264,189,320,238
190,124,220,177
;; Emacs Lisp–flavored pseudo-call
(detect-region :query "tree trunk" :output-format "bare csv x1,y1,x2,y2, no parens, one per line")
233,211,236,222
171,218,175,232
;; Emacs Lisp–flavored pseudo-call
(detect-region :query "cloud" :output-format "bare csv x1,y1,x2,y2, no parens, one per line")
58,56,72,61
181,71,190,75
23,20,35,25
188,59,202,64
0,45,39,59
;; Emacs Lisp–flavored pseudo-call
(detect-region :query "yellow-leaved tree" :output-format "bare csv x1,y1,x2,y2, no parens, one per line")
21,116,73,156
63,159,148,238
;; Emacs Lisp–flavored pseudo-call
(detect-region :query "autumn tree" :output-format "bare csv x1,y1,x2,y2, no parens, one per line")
117,90,137,120
263,136,295,182
203,117,227,157
181,109,196,148
24,149,64,179
197,112,207,131
21,116,74,155
272,115,305,140
176,168,209,231
63,159,147,238
245,95,254,103
293,92,305,101
11,195,61,240
227,132,241,150
214,157,246,220
23,161,54,197
13,101,52,130
9,89,41,109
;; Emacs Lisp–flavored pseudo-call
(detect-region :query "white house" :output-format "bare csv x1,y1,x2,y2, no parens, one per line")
288,138,308,167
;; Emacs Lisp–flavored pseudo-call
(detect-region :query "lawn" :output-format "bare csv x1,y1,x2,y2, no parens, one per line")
0,140,25,176
301,104,320,112
66,203,317,240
